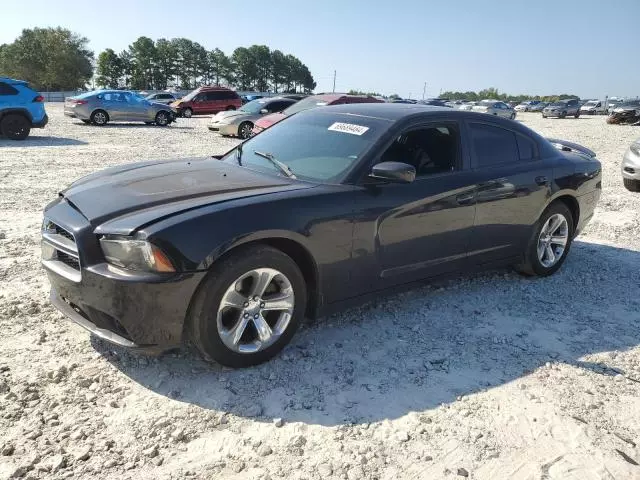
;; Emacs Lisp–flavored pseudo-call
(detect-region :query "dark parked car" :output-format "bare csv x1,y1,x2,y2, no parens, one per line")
42,104,601,367
542,99,581,118
172,86,242,117
607,100,640,125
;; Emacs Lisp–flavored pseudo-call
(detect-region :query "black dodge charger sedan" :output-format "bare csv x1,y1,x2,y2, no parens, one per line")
42,104,601,367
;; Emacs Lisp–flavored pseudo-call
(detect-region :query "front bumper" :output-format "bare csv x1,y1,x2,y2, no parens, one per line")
208,122,237,135
32,113,49,128
42,199,206,351
622,146,640,180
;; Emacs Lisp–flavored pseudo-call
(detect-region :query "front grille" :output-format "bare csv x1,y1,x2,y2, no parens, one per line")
42,219,81,281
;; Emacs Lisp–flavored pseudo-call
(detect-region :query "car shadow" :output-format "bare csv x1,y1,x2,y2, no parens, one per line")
0,136,87,147
74,122,194,130
94,240,640,426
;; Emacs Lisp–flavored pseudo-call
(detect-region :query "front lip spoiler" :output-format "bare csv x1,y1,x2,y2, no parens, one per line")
50,289,171,354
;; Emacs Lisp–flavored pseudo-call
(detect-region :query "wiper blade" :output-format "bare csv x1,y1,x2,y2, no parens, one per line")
236,144,243,166
253,151,296,179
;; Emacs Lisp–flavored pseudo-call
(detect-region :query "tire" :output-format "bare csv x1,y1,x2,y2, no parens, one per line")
623,178,640,192
225,106,236,111
90,110,109,126
182,108,193,118
574,111,580,119
155,111,170,126
188,244,307,367
560,111,567,119
515,202,574,277
238,121,253,139
0,114,31,140
542,114,547,118
510,113,516,120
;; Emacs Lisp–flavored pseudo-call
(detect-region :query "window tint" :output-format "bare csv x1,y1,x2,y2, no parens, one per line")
267,100,291,112
0,82,19,95
469,123,518,168
379,125,458,176
516,134,537,161
205,91,223,101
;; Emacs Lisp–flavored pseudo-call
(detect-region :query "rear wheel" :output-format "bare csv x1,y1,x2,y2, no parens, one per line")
238,121,253,139
623,178,640,192
188,245,307,367
90,110,108,126
515,202,573,277
155,111,170,126
1,114,31,140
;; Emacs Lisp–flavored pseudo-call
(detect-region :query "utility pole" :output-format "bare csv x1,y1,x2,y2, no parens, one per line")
332,70,336,93
422,82,426,100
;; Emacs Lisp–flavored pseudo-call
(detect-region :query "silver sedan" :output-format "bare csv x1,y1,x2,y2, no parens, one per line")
209,97,296,139
622,138,640,192
64,90,177,126
472,100,516,120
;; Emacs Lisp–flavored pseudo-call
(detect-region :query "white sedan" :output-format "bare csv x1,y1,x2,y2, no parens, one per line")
472,100,516,119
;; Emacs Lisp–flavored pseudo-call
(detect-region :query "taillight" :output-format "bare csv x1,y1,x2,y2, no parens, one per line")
33,95,44,103
71,99,87,105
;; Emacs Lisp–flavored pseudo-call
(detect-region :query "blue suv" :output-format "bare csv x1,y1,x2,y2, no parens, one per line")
0,77,48,140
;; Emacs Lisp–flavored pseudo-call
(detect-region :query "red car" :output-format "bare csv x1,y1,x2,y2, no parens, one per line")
252,93,383,135
172,86,242,117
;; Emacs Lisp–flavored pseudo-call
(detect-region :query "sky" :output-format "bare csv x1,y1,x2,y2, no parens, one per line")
1,0,638,99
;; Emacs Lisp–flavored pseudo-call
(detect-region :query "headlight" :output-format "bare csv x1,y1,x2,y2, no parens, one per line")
99,236,175,272
630,143,640,156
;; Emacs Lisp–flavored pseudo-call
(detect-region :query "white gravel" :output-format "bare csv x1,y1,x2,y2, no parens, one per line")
1,106,639,480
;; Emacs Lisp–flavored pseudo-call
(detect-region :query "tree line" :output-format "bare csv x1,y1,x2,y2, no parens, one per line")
96,37,316,93
0,27,316,93
439,87,580,103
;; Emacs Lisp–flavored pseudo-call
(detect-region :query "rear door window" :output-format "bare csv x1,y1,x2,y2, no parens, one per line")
0,82,19,95
469,123,519,168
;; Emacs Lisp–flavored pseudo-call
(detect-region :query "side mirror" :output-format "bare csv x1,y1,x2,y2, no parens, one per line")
260,108,269,114
369,161,416,184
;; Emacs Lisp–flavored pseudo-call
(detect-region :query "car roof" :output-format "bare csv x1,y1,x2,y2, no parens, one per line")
310,102,452,121
197,86,234,91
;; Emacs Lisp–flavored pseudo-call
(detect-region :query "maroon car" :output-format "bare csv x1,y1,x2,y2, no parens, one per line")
172,86,242,117
252,93,384,135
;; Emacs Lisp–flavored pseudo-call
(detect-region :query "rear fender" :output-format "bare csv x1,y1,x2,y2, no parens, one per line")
0,108,33,123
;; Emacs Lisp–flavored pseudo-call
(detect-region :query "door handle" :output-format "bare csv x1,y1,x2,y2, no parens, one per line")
456,193,475,205
535,176,549,186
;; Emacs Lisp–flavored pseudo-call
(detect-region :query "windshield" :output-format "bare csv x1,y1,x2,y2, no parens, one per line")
281,96,333,116
181,89,199,101
585,101,598,106
549,101,567,107
222,110,389,183
240,99,269,114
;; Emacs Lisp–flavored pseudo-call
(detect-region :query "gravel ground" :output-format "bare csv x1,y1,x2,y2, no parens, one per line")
1,106,639,480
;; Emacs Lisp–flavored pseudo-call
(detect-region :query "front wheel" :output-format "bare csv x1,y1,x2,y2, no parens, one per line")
155,111,170,126
238,121,253,139
188,245,307,367
510,113,516,120
0,114,31,140
515,202,573,277
623,178,640,192
574,111,580,118
182,108,193,118
560,111,567,119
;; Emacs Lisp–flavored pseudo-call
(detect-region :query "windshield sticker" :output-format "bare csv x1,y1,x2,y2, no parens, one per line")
328,122,370,135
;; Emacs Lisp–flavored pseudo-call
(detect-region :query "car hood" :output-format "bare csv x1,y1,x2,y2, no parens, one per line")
61,157,310,227
212,110,254,122
254,112,287,129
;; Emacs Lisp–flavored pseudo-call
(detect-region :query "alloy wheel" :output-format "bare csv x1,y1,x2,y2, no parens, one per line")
216,268,294,354
94,112,107,125
537,213,569,268
156,112,169,126
239,123,253,139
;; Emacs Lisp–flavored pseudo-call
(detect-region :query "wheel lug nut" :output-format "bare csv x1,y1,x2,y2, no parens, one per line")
243,302,249,307
253,296,259,301
243,313,249,318
253,314,259,319
260,302,265,308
